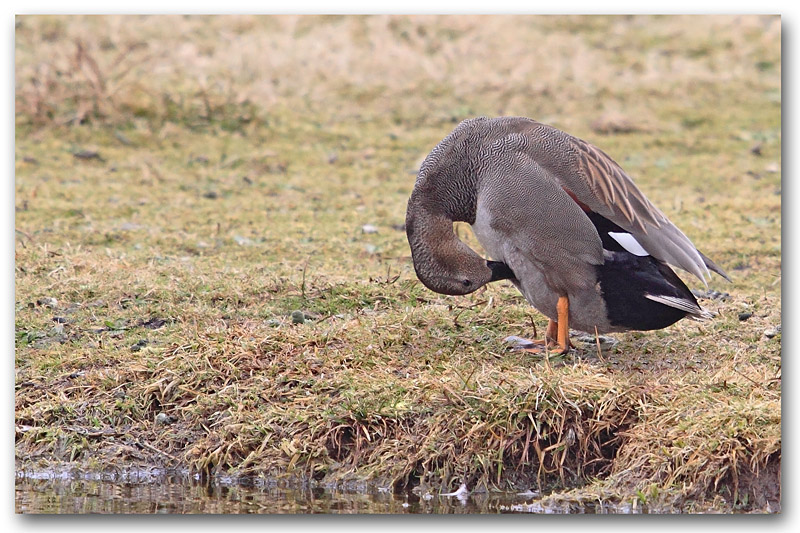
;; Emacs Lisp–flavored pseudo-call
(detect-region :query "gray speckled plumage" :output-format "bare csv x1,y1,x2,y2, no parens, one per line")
406,116,728,334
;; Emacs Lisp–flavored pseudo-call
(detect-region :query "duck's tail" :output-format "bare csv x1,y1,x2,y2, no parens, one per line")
643,293,714,320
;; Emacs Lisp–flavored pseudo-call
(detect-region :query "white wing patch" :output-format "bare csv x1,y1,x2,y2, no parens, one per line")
608,232,649,257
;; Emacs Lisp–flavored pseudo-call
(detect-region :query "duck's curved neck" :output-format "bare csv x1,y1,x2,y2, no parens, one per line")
405,198,457,271
406,123,483,282
412,168,479,225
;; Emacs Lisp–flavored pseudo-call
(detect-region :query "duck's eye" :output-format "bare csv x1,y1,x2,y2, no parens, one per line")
462,279,472,287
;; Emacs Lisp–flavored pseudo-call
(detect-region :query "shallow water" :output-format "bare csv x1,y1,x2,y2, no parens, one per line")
15,469,644,514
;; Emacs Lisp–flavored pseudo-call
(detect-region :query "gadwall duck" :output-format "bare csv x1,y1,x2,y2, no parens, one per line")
406,116,729,353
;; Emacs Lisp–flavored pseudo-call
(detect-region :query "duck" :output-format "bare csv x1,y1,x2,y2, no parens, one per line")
405,116,729,353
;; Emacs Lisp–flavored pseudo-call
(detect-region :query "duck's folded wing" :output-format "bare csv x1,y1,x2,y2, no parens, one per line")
515,123,727,284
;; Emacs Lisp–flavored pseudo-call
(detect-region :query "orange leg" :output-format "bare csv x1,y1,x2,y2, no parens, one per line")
511,297,571,354
545,319,558,344
555,295,571,354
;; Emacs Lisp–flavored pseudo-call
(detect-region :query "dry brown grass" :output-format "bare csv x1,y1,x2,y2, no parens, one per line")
15,15,780,512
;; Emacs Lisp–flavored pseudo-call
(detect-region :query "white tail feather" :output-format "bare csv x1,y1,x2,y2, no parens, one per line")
644,293,713,319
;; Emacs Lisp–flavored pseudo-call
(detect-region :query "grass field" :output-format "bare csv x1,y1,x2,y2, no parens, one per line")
15,15,781,512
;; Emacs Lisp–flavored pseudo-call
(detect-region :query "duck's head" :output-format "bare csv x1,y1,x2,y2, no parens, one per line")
413,241,515,295
406,205,515,296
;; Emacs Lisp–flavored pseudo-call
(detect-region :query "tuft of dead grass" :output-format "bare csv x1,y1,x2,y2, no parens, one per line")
16,15,780,512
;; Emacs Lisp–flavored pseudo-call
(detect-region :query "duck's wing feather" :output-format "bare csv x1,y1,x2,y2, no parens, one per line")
512,120,728,284
570,138,666,231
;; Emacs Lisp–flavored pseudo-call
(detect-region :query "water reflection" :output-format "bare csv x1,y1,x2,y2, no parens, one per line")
15,469,640,514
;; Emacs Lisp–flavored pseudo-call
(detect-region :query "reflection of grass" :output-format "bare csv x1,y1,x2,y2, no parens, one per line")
15,15,780,512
